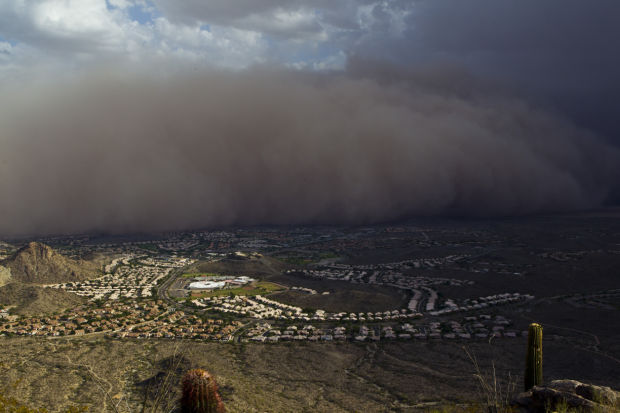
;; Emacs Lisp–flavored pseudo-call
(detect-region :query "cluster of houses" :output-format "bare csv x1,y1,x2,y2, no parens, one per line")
0,299,239,341
103,254,136,273
107,312,240,341
47,256,195,300
199,294,422,322
244,314,524,343
198,295,306,320
429,293,535,316
290,286,329,295
246,323,347,343
56,239,183,258
0,300,166,337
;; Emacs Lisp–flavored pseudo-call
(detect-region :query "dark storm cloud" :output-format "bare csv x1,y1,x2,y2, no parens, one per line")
151,0,620,138
0,66,617,236
355,0,620,140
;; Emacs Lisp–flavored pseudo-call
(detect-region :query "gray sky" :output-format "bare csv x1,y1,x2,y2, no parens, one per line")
2,0,618,133
0,1,619,235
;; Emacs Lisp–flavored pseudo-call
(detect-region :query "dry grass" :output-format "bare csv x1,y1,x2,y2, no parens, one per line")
463,344,518,413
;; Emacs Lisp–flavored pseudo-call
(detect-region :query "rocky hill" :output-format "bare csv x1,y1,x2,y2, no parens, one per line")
1,242,100,284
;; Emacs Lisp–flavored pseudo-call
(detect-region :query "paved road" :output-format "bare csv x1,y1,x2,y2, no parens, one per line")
157,267,183,306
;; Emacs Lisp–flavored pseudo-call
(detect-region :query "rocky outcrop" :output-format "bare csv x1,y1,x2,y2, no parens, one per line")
0,265,10,286
1,242,99,284
513,380,619,412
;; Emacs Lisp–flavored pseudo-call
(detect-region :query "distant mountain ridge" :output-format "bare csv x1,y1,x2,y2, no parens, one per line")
1,242,99,284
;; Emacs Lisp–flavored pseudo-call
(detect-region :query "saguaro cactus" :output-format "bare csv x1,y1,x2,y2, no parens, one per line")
181,369,225,413
524,323,543,391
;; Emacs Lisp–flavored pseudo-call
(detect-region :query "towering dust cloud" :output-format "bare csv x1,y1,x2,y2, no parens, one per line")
0,66,617,236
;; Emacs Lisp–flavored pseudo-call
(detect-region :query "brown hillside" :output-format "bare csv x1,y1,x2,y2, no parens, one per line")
0,265,10,287
0,283,85,316
2,242,100,284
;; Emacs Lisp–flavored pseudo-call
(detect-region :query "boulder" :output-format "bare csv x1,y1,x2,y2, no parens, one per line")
512,380,619,412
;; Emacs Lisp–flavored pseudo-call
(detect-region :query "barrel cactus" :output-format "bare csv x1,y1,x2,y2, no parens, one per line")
181,369,225,413
524,323,543,391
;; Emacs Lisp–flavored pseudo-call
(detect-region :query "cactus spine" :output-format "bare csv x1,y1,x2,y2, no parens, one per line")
524,323,543,391
181,369,225,413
